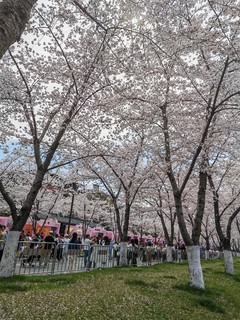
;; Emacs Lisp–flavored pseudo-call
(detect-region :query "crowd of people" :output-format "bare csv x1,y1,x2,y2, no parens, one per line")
16,230,164,268
0,227,190,270
16,231,116,268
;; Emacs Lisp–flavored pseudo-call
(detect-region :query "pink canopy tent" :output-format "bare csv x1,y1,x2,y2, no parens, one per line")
0,216,12,229
88,227,105,238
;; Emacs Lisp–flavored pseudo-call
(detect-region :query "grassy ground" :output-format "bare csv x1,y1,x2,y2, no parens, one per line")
0,259,240,320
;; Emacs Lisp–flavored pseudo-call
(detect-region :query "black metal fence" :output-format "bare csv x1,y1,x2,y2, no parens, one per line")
7,241,227,276
14,241,118,275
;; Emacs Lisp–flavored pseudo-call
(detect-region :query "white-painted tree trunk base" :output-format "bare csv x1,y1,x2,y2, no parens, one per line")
177,249,182,262
0,231,20,278
205,250,209,260
223,250,234,275
187,245,205,289
119,241,128,267
166,245,173,262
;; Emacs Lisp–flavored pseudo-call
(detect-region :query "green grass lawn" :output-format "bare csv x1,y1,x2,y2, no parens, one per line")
0,259,240,320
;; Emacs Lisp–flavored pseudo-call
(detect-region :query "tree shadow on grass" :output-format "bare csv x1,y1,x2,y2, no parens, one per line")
125,278,160,289
0,283,29,294
0,275,78,294
127,268,145,273
162,275,177,280
231,274,240,283
196,297,225,314
174,283,225,314
174,282,226,297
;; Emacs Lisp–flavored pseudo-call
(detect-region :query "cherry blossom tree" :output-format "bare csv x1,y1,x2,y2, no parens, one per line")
142,176,178,262
77,127,155,266
207,159,240,274
0,0,119,277
107,0,240,288
0,0,239,287
74,0,240,286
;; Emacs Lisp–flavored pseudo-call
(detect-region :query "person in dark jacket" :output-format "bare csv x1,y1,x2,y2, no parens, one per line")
39,231,55,267
26,233,41,266
68,232,80,270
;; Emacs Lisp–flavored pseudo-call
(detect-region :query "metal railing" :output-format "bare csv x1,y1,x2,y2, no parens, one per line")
5,241,227,276
14,241,118,275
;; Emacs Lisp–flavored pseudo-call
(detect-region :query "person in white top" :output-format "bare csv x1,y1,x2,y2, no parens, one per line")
82,234,91,267
62,234,70,261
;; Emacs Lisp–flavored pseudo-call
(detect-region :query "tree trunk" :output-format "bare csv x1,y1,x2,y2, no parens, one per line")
122,200,130,242
174,195,192,245
223,250,234,275
166,245,173,262
192,171,207,243
207,175,237,274
11,168,47,230
0,0,37,59
187,245,205,289
0,231,20,278
119,241,128,267
205,250,210,260
113,198,123,241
